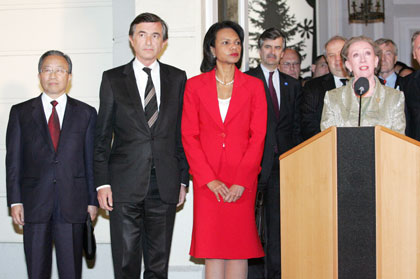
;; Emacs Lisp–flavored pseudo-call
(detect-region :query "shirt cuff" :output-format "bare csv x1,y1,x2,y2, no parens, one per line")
11,203,23,207
181,183,187,187
96,184,111,191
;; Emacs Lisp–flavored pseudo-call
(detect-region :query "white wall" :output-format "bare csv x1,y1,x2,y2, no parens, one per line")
0,0,206,278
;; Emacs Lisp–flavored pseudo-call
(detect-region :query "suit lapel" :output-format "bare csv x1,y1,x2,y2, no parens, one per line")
395,74,401,89
123,62,150,131
278,71,291,122
324,73,336,90
224,68,249,125
255,66,278,120
57,96,76,153
155,61,169,128
200,70,224,128
32,95,55,153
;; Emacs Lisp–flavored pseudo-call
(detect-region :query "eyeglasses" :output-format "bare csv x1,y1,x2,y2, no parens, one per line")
280,62,301,68
40,68,69,76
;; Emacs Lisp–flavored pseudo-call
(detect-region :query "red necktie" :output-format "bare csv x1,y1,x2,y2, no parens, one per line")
48,100,60,152
269,71,280,118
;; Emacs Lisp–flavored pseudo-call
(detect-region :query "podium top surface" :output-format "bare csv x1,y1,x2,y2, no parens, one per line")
280,126,420,160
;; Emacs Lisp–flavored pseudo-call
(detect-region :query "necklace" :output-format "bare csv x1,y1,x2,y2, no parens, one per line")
215,75,234,86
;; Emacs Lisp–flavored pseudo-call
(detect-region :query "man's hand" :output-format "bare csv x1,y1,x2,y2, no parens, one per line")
97,187,113,211
224,184,245,203
87,205,98,221
11,205,24,225
207,180,229,202
177,185,187,207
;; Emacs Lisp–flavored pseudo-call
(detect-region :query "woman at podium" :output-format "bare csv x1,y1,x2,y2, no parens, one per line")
320,36,405,134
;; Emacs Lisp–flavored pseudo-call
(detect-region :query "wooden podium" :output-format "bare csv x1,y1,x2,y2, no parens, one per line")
279,126,420,279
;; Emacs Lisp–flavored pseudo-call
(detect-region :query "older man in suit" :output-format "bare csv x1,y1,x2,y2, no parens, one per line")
401,31,420,140
246,27,302,279
375,38,403,89
301,35,348,140
6,50,98,279
94,13,189,279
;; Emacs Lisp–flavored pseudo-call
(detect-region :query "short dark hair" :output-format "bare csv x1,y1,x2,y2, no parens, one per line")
257,27,286,50
129,12,168,41
312,54,325,65
38,50,72,74
200,21,244,73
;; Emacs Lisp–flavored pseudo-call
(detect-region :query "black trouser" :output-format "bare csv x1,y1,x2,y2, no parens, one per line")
249,163,281,279
110,169,177,279
24,199,84,279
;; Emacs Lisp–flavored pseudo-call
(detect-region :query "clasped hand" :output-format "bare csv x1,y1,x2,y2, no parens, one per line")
207,180,244,202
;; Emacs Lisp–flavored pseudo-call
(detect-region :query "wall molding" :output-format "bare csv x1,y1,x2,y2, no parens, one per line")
0,48,112,57
394,16,420,64
393,0,420,4
0,1,111,11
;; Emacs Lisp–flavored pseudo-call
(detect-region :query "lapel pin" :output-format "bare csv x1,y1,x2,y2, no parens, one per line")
284,82,288,86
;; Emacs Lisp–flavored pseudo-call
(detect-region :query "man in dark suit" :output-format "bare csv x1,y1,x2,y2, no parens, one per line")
94,13,189,279
401,30,420,140
375,38,403,90
301,36,348,140
6,50,98,279
246,27,302,279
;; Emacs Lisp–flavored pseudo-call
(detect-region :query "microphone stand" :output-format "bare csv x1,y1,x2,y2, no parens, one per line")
358,91,362,127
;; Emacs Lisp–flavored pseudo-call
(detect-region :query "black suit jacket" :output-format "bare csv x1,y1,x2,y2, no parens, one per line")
94,60,189,204
246,66,302,184
6,95,98,223
400,70,420,140
301,73,336,140
395,74,403,89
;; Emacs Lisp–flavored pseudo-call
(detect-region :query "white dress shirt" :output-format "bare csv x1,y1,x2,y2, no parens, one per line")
218,97,231,123
41,92,67,128
333,75,347,88
132,58,161,110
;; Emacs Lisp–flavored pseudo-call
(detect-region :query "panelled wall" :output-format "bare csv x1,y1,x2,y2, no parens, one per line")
0,0,114,278
0,0,113,243
0,0,206,278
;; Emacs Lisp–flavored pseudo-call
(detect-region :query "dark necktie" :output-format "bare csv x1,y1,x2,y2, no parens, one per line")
340,78,348,86
143,67,158,128
48,100,60,152
269,71,280,118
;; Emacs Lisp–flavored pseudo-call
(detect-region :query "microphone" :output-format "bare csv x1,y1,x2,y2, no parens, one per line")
353,77,370,127
354,77,369,96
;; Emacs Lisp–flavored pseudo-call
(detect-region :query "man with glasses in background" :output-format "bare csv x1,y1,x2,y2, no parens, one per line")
278,48,302,80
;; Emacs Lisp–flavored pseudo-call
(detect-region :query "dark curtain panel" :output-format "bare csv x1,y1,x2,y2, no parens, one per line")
305,0,317,59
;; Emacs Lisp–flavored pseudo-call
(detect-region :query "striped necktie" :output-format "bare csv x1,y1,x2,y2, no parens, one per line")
143,67,158,128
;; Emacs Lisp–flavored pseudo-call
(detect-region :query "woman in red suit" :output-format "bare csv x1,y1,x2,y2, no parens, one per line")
182,21,267,278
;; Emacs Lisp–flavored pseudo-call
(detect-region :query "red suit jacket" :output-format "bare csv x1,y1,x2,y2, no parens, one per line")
182,67,267,191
